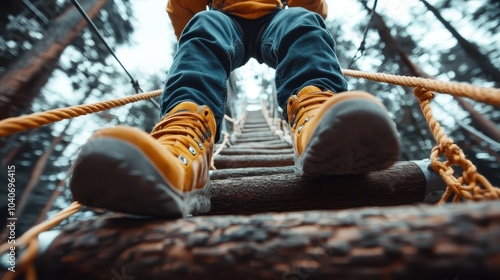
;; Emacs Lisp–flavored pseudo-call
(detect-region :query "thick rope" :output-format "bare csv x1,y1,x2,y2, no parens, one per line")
342,69,500,106
224,114,243,135
414,87,500,204
260,98,292,144
211,131,231,170
0,202,82,280
0,90,162,137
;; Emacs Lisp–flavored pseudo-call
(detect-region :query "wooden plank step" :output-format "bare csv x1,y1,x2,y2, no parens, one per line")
240,128,273,134
236,132,277,139
232,139,286,145
219,148,293,155
213,154,294,169
209,161,428,215
231,143,292,149
234,136,280,143
242,123,269,128
210,166,294,180
244,119,267,124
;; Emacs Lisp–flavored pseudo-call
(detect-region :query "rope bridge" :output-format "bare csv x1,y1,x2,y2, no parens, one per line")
1,69,499,279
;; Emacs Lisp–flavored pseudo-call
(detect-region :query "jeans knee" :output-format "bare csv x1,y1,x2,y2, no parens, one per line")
182,11,233,40
278,7,326,29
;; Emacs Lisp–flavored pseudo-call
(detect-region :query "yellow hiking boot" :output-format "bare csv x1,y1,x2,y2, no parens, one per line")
70,102,216,218
287,85,400,176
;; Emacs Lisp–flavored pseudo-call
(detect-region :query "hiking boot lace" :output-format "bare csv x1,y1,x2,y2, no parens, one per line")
151,111,212,162
288,91,334,129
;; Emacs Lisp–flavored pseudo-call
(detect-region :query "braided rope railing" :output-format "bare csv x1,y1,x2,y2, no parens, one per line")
260,98,292,144
211,131,231,170
342,69,500,203
342,69,500,106
0,90,162,137
1,70,500,280
414,87,500,203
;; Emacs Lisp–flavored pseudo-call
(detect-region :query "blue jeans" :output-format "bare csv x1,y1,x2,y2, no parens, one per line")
161,7,348,141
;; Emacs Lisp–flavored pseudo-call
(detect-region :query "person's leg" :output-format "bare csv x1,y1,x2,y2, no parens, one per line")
162,10,247,141
258,8,400,176
70,11,248,217
258,7,348,120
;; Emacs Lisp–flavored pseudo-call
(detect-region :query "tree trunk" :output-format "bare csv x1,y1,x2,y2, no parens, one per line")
0,0,108,120
420,0,500,85
360,0,500,143
36,201,500,280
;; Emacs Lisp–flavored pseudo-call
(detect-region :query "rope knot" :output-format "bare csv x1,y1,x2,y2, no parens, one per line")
414,87,435,103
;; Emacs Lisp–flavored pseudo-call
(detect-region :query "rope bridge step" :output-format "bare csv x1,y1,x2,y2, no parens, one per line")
35,201,500,279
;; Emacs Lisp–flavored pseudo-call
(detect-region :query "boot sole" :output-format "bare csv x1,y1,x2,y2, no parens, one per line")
296,98,401,176
70,137,211,218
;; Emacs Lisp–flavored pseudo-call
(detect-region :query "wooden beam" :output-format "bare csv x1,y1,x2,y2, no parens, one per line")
234,136,280,143
36,201,500,280
219,148,293,155
209,161,428,215
231,142,292,149
213,154,294,169
210,166,294,180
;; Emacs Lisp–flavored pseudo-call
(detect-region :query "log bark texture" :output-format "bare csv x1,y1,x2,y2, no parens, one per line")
209,161,427,215
37,201,500,280
214,154,294,169
210,166,294,180
234,136,280,143
231,142,292,149
219,148,293,155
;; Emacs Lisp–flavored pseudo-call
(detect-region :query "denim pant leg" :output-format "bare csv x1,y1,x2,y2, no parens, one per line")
259,7,348,121
160,11,246,141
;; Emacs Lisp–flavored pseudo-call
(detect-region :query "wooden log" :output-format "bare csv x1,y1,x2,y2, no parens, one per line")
213,154,294,169
220,148,293,155
241,128,273,134
243,124,270,129
210,166,294,180
244,120,267,124
237,132,277,139
232,141,291,149
234,136,280,143
36,201,500,280
209,161,428,215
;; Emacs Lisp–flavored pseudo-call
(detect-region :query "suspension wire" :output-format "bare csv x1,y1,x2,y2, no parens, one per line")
70,0,161,109
347,0,379,69
22,0,49,24
70,0,141,93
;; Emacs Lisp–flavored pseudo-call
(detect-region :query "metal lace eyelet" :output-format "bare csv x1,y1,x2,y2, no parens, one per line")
192,137,204,150
188,146,197,155
298,124,304,133
178,155,188,165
